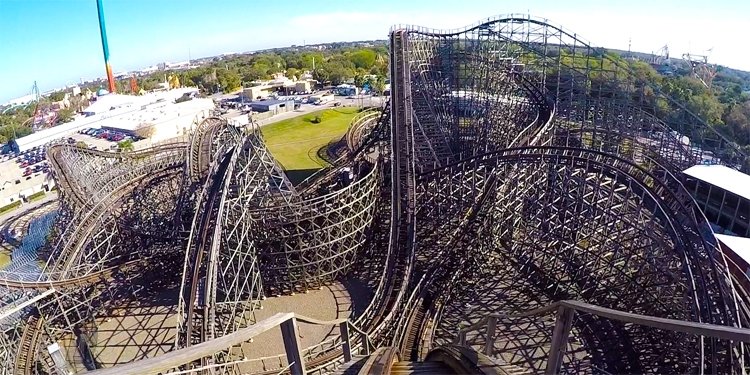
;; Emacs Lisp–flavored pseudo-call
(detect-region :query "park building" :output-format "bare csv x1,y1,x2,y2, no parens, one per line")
242,85,275,100
99,97,214,142
683,164,750,238
10,88,207,153
248,99,294,115
244,73,316,99
682,164,750,296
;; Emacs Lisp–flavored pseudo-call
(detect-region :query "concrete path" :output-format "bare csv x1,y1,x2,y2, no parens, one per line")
86,282,356,372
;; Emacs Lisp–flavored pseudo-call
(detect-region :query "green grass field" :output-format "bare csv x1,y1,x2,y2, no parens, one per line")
261,107,360,173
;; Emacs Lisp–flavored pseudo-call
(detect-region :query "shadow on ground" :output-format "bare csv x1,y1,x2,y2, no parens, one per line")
286,168,321,185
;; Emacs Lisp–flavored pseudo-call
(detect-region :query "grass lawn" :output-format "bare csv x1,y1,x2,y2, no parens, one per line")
261,107,360,174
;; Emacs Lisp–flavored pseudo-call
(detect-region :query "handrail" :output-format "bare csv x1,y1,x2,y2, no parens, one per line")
457,300,750,350
558,300,750,342
88,312,373,375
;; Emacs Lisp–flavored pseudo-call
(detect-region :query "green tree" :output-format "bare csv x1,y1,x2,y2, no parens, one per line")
217,70,241,92
48,91,65,102
353,73,365,88
201,70,219,93
723,101,750,144
0,134,7,145
287,68,300,80
114,79,129,93
687,92,725,125
56,108,75,124
75,141,88,149
328,65,353,85
313,66,331,84
140,79,160,91
301,52,324,70
0,123,32,140
373,75,386,95
118,139,134,152
349,49,377,69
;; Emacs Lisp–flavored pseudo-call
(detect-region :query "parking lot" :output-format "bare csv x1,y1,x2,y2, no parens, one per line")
0,149,52,204
0,128,137,203
71,128,141,151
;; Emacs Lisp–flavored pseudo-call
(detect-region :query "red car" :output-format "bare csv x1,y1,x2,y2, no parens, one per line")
23,169,32,177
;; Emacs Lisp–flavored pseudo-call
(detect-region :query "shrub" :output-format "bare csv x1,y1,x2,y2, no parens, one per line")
311,115,322,124
0,201,21,215
28,191,46,202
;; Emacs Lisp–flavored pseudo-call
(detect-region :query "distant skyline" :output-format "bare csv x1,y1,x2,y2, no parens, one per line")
1,0,748,102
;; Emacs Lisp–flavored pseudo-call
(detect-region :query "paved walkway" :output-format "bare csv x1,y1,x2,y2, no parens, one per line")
238,282,353,372
85,282,356,372
89,305,178,369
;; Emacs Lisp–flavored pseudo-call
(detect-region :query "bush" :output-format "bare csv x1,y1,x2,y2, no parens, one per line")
27,191,45,202
118,139,134,152
0,251,9,268
0,201,21,215
311,115,322,124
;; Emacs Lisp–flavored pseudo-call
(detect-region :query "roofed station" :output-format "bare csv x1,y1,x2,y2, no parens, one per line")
3,14,750,375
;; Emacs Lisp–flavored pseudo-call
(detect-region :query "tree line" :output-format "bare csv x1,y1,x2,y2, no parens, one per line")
5,42,750,156
546,49,750,153
149,45,389,95
0,45,389,146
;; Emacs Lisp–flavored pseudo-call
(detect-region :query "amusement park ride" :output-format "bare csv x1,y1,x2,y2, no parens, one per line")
3,7,750,375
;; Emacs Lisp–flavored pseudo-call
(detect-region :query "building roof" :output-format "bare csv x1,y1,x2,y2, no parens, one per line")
13,117,100,152
683,164,750,201
716,234,750,266
100,98,214,131
12,95,212,152
83,94,140,115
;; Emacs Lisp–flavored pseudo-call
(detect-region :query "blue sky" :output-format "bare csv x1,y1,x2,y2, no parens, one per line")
1,0,748,102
